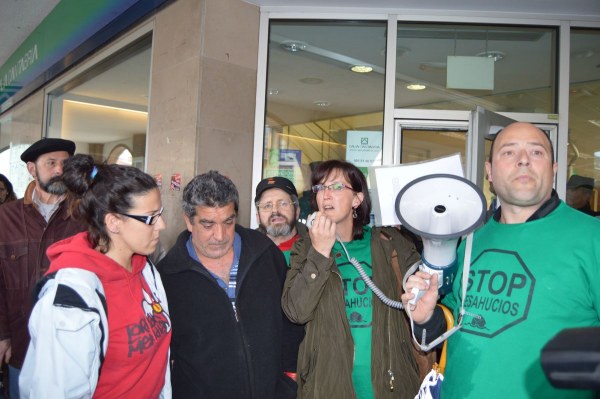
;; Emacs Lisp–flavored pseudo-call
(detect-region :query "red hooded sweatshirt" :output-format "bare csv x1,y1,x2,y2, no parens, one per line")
46,232,171,398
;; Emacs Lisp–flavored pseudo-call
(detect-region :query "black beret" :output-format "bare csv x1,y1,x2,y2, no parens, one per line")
255,176,298,204
21,138,76,163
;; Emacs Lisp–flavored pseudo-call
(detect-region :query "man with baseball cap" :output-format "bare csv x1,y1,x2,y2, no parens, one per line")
255,176,309,262
566,174,599,217
254,176,307,388
0,138,84,397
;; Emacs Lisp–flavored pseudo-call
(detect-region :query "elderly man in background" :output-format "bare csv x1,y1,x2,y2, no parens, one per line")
255,176,307,387
255,176,309,263
566,174,599,217
0,138,84,398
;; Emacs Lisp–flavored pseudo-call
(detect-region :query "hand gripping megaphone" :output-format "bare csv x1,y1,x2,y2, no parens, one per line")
395,174,486,304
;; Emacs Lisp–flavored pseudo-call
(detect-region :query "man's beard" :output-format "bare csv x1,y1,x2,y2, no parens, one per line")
263,214,296,238
37,172,67,195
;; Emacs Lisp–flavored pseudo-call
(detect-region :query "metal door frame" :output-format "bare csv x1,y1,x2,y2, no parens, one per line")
393,108,561,196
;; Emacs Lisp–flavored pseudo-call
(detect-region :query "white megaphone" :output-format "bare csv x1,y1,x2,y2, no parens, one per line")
395,174,486,304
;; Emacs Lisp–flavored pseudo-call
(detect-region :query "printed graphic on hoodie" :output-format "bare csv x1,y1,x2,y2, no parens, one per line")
127,287,171,357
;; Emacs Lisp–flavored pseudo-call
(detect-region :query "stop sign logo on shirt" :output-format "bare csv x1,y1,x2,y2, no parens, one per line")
461,249,535,338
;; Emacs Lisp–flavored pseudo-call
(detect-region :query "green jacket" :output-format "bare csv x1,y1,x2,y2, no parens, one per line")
282,226,422,399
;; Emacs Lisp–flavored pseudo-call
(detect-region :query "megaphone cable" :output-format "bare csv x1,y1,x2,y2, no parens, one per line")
336,237,404,310
402,232,475,352
307,213,405,309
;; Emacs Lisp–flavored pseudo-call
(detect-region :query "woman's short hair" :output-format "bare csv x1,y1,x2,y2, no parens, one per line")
311,160,371,240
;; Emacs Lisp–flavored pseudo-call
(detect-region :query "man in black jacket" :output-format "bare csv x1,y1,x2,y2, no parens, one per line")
158,170,295,398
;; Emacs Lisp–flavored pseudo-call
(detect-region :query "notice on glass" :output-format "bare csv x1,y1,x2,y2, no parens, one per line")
346,131,383,168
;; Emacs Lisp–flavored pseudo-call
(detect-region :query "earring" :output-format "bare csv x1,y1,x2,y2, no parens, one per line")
352,208,358,219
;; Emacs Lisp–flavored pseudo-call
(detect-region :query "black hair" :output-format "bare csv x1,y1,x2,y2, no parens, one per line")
311,160,371,240
182,170,239,221
0,173,17,203
62,154,158,252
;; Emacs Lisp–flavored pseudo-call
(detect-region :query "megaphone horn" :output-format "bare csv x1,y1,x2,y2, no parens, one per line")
395,174,486,299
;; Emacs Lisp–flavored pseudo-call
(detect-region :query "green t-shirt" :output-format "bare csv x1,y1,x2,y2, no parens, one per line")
442,202,600,399
334,226,374,399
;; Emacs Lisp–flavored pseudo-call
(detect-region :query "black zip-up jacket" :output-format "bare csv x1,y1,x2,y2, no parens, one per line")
158,225,296,399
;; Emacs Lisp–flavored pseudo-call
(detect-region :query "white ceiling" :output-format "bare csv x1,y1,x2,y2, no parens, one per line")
0,0,61,69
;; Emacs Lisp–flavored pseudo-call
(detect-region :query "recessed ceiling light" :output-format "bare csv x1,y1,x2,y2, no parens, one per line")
299,77,323,85
313,100,331,107
280,41,308,52
268,88,279,96
406,83,426,91
476,51,505,62
350,65,373,73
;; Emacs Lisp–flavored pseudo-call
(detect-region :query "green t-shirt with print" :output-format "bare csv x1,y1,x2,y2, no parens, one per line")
334,226,374,399
442,203,600,399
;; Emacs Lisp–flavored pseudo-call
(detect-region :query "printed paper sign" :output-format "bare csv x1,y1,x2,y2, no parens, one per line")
346,131,382,167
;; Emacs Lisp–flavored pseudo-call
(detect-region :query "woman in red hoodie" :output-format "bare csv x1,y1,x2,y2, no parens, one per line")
20,154,172,399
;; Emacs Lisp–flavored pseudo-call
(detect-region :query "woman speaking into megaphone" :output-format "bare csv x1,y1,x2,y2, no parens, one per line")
282,159,431,399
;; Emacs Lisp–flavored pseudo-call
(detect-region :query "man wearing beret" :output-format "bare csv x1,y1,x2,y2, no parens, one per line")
0,138,85,398
566,174,600,217
254,176,307,391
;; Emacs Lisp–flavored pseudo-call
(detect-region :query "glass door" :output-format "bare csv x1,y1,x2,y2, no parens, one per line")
395,107,558,208
468,106,516,204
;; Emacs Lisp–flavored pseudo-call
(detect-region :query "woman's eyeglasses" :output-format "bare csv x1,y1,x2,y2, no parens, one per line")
121,207,164,225
312,182,353,193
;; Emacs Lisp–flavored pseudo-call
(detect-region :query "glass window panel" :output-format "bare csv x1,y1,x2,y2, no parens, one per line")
0,92,44,197
46,35,151,169
264,20,387,198
395,23,557,113
400,128,466,164
568,29,600,213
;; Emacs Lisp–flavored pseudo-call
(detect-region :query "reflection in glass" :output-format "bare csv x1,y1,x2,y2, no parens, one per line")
46,35,151,169
265,20,387,195
568,29,600,212
395,23,557,113
400,129,466,165
0,92,44,196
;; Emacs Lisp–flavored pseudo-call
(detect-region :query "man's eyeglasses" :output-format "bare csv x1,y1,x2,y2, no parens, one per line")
121,207,164,225
312,182,353,193
257,200,296,213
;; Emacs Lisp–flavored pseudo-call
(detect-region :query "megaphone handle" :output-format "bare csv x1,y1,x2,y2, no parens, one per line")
402,260,422,305
409,286,425,306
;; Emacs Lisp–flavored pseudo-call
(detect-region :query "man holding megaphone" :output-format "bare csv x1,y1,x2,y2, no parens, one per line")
402,122,600,399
